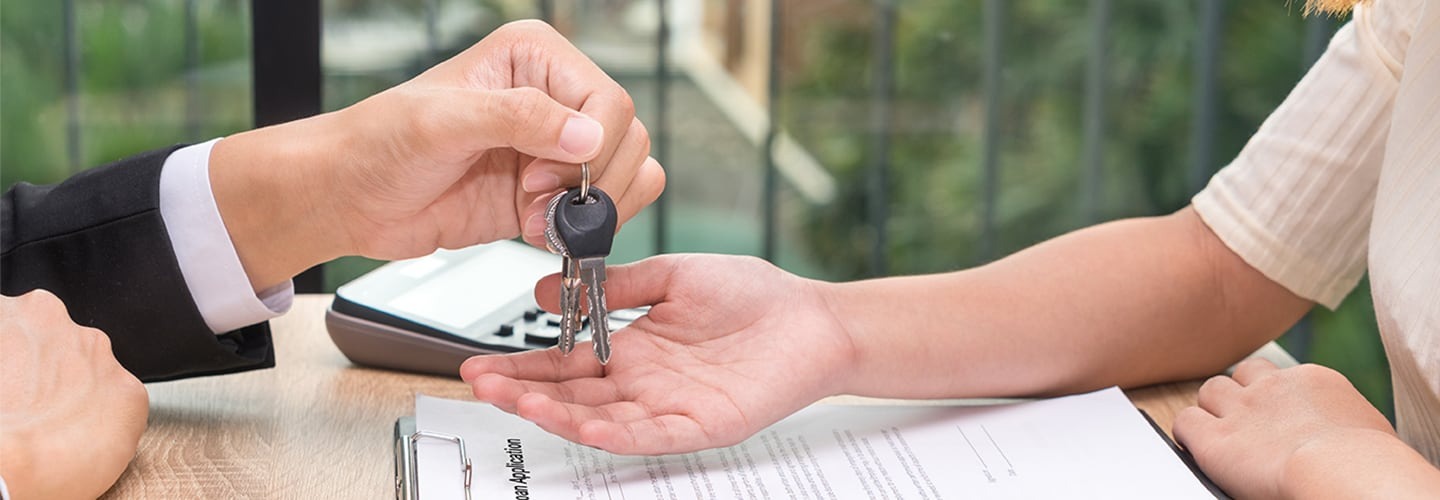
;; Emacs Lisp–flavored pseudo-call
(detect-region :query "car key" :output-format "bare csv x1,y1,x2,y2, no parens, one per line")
551,185,618,364
557,255,582,354
544,192,584,355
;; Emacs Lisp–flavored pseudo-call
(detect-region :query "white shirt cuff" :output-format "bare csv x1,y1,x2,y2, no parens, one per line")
159,139,294,334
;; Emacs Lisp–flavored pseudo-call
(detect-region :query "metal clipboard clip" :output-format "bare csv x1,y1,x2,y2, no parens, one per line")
395,416,472,500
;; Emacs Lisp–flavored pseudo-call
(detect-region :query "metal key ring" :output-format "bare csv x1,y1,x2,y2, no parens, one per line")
579,162,591,201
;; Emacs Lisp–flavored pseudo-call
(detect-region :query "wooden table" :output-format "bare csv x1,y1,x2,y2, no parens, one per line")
103,295,1209,499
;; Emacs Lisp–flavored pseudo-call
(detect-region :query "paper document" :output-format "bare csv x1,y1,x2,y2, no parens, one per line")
415,387,1216,499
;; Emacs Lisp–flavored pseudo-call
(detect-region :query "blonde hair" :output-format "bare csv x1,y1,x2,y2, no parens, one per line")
1304,0,1368,16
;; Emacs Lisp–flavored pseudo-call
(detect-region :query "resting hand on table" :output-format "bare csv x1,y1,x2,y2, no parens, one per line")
460,254,855,455
0,290,149,499
1174,358,1440,499
208,20,664,292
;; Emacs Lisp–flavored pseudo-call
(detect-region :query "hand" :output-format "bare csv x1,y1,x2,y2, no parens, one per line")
1174,359,1439,499
459,254,857,455
0,290,150,499
210,20,665,291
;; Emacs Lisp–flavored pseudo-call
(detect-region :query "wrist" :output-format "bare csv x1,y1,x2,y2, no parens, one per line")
1282,428,1437,499
209,113,352,292
812,278,864,397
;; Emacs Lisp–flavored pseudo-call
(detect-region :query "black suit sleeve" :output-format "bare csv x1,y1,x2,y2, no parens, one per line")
1,147,275,382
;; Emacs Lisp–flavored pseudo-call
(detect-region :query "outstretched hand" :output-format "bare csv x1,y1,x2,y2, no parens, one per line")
460,254,855,455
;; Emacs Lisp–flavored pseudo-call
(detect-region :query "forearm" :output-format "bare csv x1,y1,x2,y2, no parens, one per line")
209,112,353,293
1284,429,1440,499
824,207,1312,399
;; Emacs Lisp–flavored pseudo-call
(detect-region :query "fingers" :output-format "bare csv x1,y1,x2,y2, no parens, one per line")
520,119,648,195
535,254,688,311
485,21,649,226
459,348,604,384
515,156,665,248
1195,359,1282,420
1171,405,1218,455
573,89,640,186
469,373,626,411
1196,375,1243,417
478,20,640,190
577,414,718,455
614,157,666,226
484,87,604,161
422,20,662,240
588,119,650,202
509,394,604,449
516,119,663,225
1230,358,1279,385
532,272,564,312
518,160,570,195
420,87,605,164
519,189,556,247
515,393,658,447
604,255,689,310
513,391,718,456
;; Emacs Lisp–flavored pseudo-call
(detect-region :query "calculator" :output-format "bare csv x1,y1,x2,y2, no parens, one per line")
325,240,646,377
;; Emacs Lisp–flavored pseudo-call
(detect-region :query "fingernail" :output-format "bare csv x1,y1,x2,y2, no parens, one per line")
523,172,560,193
559,115,603,157
524,212,545,238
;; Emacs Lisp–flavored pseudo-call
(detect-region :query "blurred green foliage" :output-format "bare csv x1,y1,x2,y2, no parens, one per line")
1,0,252,188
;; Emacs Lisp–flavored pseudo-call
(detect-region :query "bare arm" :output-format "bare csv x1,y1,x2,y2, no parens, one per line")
460,206,1314,455
1284,429,1440,499
828,206,1313,399
456,204,1438,496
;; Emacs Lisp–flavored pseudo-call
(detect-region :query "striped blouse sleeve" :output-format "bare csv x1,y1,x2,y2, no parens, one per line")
1190,0,1419,309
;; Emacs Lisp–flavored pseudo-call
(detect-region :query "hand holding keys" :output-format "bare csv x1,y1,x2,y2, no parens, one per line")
543,163,618,364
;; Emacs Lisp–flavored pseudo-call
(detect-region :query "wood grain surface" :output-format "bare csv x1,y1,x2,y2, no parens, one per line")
102,295,1208,499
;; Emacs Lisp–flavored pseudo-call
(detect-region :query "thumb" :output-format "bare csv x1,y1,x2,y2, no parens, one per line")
447,87,605,162
535,254,686,312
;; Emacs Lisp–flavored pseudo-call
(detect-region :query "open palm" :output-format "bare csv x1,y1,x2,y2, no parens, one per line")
460,254,855,455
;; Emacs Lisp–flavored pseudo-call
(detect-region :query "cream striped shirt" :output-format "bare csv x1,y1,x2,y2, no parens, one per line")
1192,0,1439,465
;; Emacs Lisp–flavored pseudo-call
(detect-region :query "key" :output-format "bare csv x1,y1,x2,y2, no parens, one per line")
558,256,582,353
551,186,618,364
544,192,584,355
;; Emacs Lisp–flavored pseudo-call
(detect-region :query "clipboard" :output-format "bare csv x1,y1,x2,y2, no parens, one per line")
1139,409,1232,500
393,411,1230,499
394,417,473,500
